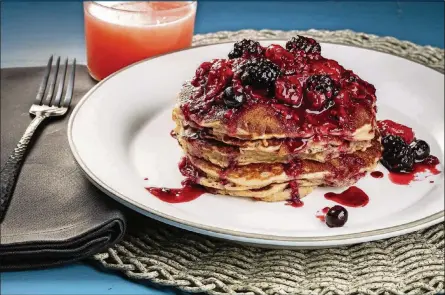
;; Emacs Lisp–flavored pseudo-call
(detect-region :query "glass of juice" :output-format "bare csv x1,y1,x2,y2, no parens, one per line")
84,1,197,81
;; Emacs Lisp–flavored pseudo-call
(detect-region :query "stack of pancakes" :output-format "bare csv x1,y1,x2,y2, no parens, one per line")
171,40,382,202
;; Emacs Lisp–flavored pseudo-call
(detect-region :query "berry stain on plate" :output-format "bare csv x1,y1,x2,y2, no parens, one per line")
285,197,304,208
377,119,441,185
388,156,441,185
370,171,384,178
316,207,330,222
324,186,369,207
146,180,205,203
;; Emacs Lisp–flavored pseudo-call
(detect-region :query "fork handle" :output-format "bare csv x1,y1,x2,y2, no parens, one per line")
0,115,47,223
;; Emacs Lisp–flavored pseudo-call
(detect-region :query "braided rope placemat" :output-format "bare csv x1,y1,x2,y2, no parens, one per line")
93,30,445,295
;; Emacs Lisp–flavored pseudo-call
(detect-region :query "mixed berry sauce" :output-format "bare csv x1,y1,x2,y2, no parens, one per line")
377,119,441,185
180,37,377,140
283,162,304,206
388,156,441,185
324,186,369,207
149,39,441,232
378,120,414,144
370,171,384,178
285,138,308,153
285,197,304,208
146,180,205,204
178,157,204,183
285,180,304,207
146,158,206,203
316,207,330,222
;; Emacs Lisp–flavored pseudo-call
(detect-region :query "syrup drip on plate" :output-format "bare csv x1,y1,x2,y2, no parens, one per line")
316,207,330,222
146,180,205,203
146,157,206,203
286,197,304,208
388,156,441,185
377,119,442,185
324,186,369,207
178,157,204,183
285,180,304,207
370,171,384,178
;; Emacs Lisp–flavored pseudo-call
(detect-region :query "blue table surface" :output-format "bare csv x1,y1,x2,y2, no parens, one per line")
1,1,444,294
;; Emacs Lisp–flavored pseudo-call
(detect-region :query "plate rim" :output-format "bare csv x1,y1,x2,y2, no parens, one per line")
68,39,445,246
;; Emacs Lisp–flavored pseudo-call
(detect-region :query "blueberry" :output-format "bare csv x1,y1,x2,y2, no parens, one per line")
223,87,245,108
325,205,348,228
411,140,430,161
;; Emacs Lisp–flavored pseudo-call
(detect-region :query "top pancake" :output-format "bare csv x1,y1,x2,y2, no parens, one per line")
176,91,376,141
176,41,377,141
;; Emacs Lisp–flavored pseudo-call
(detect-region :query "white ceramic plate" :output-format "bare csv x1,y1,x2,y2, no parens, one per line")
68,41,444,247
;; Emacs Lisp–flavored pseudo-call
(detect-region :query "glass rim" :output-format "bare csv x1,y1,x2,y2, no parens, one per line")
90,1,197,14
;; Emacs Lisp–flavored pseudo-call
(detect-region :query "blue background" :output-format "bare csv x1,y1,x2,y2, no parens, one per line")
1,1,444,295
1,1,444,67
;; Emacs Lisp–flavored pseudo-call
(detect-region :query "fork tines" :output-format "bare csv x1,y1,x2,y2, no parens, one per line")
35,55,76,108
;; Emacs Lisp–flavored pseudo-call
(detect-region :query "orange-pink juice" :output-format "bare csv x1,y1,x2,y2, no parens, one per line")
84,1,196,80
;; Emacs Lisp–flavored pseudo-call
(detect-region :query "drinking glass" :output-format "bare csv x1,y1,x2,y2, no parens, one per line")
84,1,197,81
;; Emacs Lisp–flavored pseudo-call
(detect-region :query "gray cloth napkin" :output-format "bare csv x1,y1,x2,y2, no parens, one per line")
0,66,126,270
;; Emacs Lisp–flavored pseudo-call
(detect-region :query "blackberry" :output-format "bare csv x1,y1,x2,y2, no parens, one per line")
306,75,337,94
381,147,415,173
223,86,245,108
325,205,348,228
381,135,415,172
228,39,263,59
410,140,430,161
240,59,280,91
342,70,359,83
382,135,406,157
286,35,321,54
304,75,338,110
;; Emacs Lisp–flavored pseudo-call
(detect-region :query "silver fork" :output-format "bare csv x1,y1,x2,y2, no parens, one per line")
0,56,76,223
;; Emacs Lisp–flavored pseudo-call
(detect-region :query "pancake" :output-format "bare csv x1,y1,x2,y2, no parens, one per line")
179,137,381,201
188,140,380,188
174,95,377,142
174,123,373,167
206,183,314,202
172,38,380,203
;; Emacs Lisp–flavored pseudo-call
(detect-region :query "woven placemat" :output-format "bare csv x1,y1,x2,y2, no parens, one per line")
93,30,445,295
